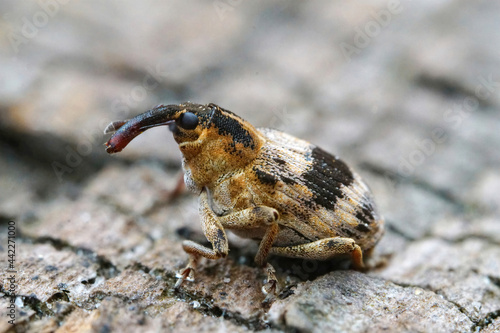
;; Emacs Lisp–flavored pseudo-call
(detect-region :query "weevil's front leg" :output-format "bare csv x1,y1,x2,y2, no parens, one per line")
175,189,229,289
269,237,365,270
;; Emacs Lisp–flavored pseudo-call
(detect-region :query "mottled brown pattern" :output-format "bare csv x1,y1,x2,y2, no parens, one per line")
105,102,384,298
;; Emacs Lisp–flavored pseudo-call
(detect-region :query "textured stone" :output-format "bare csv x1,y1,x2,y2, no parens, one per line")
4,243,101,305
269,271,473,333
0,0,499,332
20,198,153,268
376,238,500,324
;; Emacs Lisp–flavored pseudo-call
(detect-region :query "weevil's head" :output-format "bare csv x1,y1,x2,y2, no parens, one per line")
105,102,265,186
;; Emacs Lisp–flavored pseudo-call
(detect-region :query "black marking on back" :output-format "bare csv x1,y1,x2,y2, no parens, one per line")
355,222,371,233
355,204,375,233
302,147,354,210
340,227,356,237
273,157,286,165
210,108,255,149
280,174,297,185
253,166,279,186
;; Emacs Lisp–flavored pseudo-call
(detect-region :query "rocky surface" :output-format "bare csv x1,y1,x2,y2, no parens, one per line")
1,1,499,332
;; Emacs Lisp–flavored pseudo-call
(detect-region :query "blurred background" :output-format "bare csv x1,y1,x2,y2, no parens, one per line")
1,1,500,331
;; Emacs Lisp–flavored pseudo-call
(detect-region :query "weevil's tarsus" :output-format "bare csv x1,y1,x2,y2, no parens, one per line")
263,262,278,293
175,266,195,290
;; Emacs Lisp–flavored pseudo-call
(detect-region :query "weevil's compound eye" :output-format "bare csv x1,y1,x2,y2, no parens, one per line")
178,112,199,130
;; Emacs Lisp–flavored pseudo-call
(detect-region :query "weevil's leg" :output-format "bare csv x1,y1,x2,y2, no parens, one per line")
218,206,279,229
255,223,281,297
214,204,282,298
254,223,280,267
217,207,280,264
269,237,365,270
262,262,278,303
175,189,228,289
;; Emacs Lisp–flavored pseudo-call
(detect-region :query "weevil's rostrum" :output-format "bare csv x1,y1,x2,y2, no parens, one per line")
104,102,384,299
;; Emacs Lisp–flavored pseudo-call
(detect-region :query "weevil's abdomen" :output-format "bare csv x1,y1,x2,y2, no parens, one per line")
249,128,384,251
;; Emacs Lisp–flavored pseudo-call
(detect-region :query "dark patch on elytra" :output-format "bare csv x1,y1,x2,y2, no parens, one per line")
340,227,356,238
302,147,354,210
355,222,371,233
279,201,313,222
273,157,286,165
254,167,279,186
355,204,375,232
361,205,374,220
210,109,255,149
280,174,297,186
269,155,297,186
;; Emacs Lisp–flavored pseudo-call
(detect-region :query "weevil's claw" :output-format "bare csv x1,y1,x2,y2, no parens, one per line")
261,263,279,303
262,279,277,304
262,279,277,295
174,267,195,289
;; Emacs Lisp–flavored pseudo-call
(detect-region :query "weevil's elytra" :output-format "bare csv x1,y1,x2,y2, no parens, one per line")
104,102,384,300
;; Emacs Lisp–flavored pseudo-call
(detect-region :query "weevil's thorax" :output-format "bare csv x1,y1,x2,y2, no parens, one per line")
174,104,265,191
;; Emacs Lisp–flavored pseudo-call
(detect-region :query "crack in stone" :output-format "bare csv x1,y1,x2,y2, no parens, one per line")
95,194,139,218
385,221,417,241
385,279,478,322
473,309,500,332
445,235,500,247
360,162,472,213
20,233,120,280
14,222,273,329
489,276,500,290
2,234,120,330
439,296,477,330
386,277,500,332
415,74,493,110
0,124,107,184
426,233,500,248
127,263,275,331
0,285,55,327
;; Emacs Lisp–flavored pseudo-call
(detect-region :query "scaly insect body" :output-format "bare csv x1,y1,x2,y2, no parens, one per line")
104,102,384,300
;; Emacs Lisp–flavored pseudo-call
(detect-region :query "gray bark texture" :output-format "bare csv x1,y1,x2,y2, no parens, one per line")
1,1,499,332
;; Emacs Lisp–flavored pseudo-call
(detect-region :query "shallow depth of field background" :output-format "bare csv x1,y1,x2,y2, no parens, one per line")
1,1,500,332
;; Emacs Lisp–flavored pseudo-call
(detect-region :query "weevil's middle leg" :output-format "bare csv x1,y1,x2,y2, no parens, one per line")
269,237,365,270
254,222,281,297
218,203,282,298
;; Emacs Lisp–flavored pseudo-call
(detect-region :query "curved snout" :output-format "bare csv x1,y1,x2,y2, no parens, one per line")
104,104,180,154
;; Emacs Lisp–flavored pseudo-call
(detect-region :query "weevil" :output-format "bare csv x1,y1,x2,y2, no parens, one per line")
104,102,384,299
